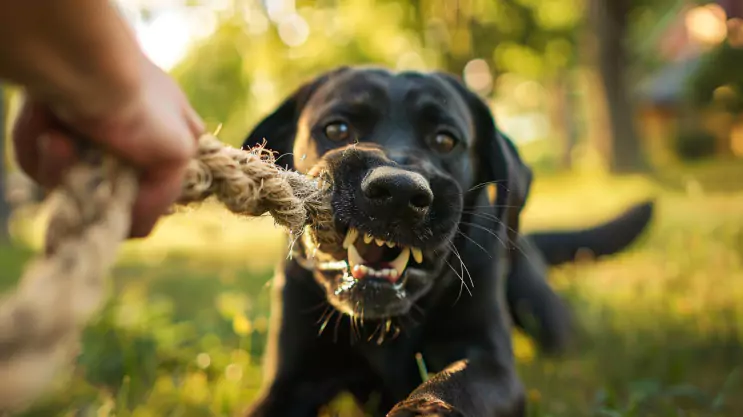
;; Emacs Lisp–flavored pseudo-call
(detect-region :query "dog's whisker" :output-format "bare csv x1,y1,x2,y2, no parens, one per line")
446,241,470,306
377,319,393,345
460,215,542,271
318,309,335,337
315,305,332,324
368,321,384,343
273,152,295,165
391,323,402,340
466,180,510,192
466,217,533,262
461,204,525,209
301,301,330,314
333,311,343,344
353,303,363,342
351,315,359,345
444,258,472,297
446,259,469,304
455,229,492,259
411,303,425,316
448,241,474,290
459,220,510,252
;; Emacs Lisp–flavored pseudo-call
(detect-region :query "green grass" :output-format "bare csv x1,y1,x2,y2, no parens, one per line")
2,162,743,417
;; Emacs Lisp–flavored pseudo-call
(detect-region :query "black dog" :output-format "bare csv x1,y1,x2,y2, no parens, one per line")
240,66,653,417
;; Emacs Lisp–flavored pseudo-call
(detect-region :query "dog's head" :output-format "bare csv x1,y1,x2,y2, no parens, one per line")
243,66,531,321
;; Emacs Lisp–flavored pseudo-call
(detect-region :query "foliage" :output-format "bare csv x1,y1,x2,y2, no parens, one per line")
1,1,741,415
3,162,743,416
673,128,718,161
686,42,743,113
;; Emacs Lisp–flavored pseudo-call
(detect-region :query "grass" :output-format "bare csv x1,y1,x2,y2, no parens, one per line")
1,161,742,417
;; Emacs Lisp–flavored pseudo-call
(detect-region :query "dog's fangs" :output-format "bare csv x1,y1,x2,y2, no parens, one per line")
312,226,424,283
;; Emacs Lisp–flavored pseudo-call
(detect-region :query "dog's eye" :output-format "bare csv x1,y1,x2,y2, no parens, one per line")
324,122,352,141
432,132,458,153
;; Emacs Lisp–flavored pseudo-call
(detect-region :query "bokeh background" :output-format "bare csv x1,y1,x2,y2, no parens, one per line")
2,0,743,416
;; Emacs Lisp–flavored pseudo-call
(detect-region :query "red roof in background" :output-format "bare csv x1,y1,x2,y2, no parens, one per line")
718,0,742,19
656,3,707,62
655,0,740,62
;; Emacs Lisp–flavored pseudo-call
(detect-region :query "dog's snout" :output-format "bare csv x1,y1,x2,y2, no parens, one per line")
361,167,433,220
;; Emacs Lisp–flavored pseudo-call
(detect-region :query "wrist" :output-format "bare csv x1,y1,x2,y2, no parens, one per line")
0,0,147,124
45,51,146,127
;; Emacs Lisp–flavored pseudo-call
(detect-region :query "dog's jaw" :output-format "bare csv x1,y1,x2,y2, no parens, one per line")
297,222,443,320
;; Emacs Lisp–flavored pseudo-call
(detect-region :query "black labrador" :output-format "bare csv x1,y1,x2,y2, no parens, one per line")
240,66,653,417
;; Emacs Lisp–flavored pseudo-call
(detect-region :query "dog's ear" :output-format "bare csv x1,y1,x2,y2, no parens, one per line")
434,72,532,249
242,66,350,169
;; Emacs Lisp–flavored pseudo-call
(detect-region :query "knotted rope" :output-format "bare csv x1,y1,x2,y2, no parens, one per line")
0,133,335,413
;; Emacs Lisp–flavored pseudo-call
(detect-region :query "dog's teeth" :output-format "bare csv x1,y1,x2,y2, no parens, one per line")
364,233,374,244
375,238,385,246
385,241,396,248
411,247,423,264
389,269,399,280
343,228,359,249
348,243,366,271
389,247,411,281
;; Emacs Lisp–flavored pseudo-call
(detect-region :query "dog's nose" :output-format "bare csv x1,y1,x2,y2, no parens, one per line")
361,166,433,220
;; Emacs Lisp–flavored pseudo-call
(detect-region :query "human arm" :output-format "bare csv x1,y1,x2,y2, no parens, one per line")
0,0,205,237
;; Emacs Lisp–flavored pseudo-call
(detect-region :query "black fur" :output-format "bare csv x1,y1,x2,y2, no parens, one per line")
240,66,654,417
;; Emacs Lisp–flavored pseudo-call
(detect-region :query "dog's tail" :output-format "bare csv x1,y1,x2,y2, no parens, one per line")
525,199,655,266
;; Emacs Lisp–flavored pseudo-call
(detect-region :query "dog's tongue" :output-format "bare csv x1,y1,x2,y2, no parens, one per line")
356,243,385,264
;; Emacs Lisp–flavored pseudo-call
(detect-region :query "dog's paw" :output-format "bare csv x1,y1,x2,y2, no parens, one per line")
387,398,465,417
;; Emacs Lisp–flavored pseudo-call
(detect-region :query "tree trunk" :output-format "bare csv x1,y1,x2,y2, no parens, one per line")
0,84,11,242
590,0,648,173
548,70,579,170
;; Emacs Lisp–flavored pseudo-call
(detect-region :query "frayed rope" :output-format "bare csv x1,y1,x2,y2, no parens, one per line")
0,133,335,413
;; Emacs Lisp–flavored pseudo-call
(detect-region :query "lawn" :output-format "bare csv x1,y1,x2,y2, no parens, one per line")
1,160,742,417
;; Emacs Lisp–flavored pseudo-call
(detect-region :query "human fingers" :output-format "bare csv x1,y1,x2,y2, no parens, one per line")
126,160,189,238
11,100,48,184
36,131,78,188
12,100,79,189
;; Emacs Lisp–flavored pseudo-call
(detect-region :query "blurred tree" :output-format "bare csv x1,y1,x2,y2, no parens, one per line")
165,0,691,172
588,0,649,173
171,16,252,138
396,0,583,168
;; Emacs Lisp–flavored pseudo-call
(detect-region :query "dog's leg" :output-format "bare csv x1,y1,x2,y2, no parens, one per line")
386,304,525,416
386,245,527,417
243,261,349,417
385,349,525,417
505,234,573,354
246,378,334,417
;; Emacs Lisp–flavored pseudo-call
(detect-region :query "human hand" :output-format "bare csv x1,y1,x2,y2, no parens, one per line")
12,55,205,238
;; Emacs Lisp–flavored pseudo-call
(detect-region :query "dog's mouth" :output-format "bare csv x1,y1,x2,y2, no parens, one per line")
343,228,423,283
300,223,435,320
308,225,428,289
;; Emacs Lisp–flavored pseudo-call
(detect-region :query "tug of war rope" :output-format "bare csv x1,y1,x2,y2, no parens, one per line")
0,133,337,413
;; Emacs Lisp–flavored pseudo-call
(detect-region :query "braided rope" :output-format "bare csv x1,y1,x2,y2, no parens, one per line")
0,133,335,413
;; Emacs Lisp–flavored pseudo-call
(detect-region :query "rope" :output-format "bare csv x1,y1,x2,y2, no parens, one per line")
0,133,335,413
